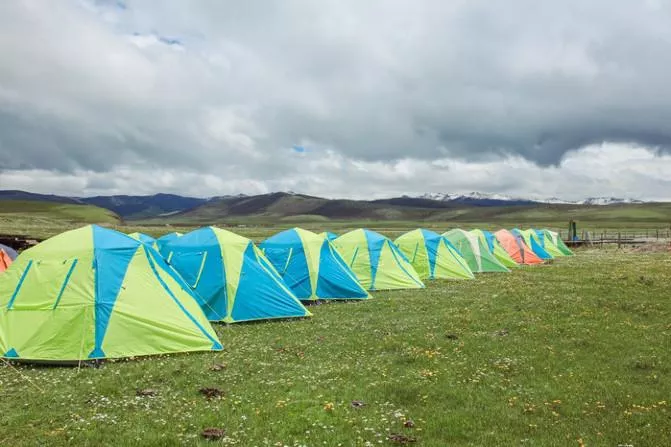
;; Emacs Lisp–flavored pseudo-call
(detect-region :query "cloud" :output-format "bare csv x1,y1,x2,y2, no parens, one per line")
3,143,670,201
1,1,671,199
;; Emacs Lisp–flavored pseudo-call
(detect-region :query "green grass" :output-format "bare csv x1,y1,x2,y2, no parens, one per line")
0,201,120,240
1,249,669,446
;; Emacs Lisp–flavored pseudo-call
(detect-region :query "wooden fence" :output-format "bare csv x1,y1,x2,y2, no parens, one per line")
558,229,671,248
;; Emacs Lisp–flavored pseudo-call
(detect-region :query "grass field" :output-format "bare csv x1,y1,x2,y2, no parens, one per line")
1,248,669,446
0,201,120,240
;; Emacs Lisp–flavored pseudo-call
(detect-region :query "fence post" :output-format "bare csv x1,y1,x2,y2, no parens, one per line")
618,232,621,249
657,229,659,240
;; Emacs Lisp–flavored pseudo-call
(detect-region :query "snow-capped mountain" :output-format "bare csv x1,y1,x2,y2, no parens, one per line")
415,192,646,206
418,192,525,202
576,197,645,205
416,192,536,206
538,197,573,204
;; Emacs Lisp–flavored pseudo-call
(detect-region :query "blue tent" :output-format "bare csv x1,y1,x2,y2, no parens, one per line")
156,232,182,253
128,232,157,248
159,227,310,323
260,228,370,301
481,231,497,252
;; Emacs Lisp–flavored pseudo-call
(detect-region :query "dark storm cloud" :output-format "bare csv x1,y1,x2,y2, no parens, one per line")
1,0,671,183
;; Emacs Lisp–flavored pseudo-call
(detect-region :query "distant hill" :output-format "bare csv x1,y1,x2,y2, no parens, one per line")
0,200,121,241
0,190,666,224
0,190,83,204
158,193,671,225
0,200,120,223
81,193,208,219
158,192,449,223
0,190,208,219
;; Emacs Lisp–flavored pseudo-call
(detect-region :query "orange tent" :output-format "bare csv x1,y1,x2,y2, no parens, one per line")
494,230,543,265
0,249,12,273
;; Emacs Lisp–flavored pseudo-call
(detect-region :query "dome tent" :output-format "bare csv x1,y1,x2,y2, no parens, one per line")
0,250,12,274
0,243,18,273
470,229,519,269
536,229,573,257
0,243,18,260
514,229,553,260
0,225,221,362
159,226,310,323
320,232,338,241
260,228,370,301
494,229,543,265
394,229,474,280
443,229,510,273
332,229,425,291
156,232,182,252
128,232,158,248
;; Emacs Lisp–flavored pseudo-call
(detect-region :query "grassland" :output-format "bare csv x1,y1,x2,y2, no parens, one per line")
1,248,669,446
0,202,669,445
0,201,119,240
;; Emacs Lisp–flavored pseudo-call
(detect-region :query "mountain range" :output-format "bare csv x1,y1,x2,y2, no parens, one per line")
0,189,658,221
416,192,645,206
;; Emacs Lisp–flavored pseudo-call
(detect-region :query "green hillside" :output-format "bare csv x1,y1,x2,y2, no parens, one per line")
1,195,670,242
0,200,120,239
153,193,448,224
424,203,671,225
152,195,671,230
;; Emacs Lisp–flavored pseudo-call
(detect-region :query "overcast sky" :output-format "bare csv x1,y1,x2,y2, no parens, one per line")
1,0,671,200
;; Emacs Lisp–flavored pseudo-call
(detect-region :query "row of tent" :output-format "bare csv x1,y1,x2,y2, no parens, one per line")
0,225,572,362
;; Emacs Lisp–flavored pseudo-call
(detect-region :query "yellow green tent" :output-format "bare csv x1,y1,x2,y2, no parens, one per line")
158,226,311,323
0,225,221,362
470,229,518,268
536,229,573,256
395,229,474,280
443,229,510,273
332,229,424,291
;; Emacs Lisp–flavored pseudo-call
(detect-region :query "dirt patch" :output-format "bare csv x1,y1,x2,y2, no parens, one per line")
209,363,227,372
199,387,225,399
388,433,417,444
201,428,226,440
136,388,158,397
493,328,509,337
